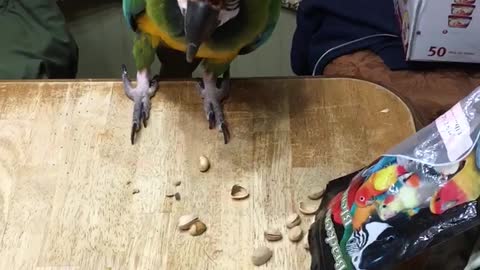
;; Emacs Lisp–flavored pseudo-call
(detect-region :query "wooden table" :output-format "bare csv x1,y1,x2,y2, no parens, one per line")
0,78,416,269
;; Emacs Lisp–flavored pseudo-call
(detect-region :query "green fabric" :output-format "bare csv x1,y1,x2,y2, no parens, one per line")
0,0,78,79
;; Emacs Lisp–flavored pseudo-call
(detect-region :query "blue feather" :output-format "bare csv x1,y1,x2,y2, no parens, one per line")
239,0,280,55
123,0,146,31
239,22,276,55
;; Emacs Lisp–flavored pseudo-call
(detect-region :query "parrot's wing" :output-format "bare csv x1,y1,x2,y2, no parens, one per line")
238,0,281,55
123,0,146,31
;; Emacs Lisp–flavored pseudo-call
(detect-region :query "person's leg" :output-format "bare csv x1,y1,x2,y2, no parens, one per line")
0,0,78,79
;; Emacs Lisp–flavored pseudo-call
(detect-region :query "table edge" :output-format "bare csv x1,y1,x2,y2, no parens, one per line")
0,75,421,131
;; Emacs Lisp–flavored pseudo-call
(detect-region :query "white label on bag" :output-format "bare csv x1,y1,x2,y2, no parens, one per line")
435,103,473,161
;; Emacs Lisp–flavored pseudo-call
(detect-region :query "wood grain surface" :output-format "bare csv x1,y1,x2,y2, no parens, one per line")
0,78,415,269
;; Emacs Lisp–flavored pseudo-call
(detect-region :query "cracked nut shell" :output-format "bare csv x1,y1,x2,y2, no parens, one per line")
178,214,198,230
264,228,282,241
298,201,319,215
231,185,249,200
199,156,210,172
189,221,207,236
308,189,325,200
251,246,273,266
286,213,301,228
288,226,303,242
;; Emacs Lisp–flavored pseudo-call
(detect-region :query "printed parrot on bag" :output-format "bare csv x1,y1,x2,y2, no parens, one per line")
320,86,480,270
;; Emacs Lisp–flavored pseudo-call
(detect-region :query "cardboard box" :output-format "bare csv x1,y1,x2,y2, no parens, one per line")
394,0,480,63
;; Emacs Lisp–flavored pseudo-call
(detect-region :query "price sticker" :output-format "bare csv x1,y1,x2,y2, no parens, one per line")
435,103,473,161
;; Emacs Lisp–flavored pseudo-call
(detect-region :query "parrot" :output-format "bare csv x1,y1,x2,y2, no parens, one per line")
351,204,376,231
374,172,438,221
397,156,459,186
354,164,408,207
430,149,480,214
360,156,397,179
121,0,281,144
329,173,364,225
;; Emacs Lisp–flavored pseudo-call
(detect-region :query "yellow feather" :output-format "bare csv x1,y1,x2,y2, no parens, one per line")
453,152,480,198
137,14,237,61
372,165,398,191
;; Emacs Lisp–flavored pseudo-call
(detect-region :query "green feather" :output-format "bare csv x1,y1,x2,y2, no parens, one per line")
203,0,281,76
239,0,281,54
145,0,281,53
123,0,146,30
206,0,280,52
126,0,281,74
133,33,156,70
202,60,231,77
147,0,185,38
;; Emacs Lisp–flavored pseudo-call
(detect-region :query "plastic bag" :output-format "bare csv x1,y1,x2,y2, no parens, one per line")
309,86,480,270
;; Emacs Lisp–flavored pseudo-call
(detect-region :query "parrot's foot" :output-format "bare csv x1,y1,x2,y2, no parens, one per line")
121,64,159,145
197,69,231,144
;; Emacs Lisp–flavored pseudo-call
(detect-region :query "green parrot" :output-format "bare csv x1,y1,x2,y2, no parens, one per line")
121,0,281,144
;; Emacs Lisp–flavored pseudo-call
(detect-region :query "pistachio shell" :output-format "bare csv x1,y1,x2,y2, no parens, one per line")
188,221,207,236
199,156,210,172
231,185,249,200
288,226,303,242
304,239,310,250
298,201,319,215
303,232,310,250
308,189,325,200
251,246,273,266
165,190,176,197
286,213,301,228
178,214,198,230
264,228,282,241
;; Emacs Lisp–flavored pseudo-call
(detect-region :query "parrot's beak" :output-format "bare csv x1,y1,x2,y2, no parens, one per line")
185,0,220,63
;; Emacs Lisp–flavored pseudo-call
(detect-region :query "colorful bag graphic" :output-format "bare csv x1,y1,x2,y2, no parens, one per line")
309,86,480,270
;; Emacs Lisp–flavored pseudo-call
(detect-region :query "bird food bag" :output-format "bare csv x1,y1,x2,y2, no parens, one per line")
309,85,480,270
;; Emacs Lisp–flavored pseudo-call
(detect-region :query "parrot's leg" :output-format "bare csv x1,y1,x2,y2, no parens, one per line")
121,64,159,145
197,68,231,144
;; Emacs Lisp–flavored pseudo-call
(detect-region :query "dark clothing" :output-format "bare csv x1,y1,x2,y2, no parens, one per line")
0,0,78,79
290,0,407,75
156,46,201,78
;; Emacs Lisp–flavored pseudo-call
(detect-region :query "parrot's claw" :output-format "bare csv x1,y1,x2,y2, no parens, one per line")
131,123,139,145
220,122,230,144
198,70,231,144
207,110,215,129
121,65,159,145
130,96,151,144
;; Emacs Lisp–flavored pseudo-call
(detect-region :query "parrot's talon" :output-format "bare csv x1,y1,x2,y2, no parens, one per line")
131,123,139,145
130,98,150,144
220,123,230,144
196,81,204,96
198,70,231,143
150,75,160,88
208,110,215,129
142,111,148,128
122,68,159,145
